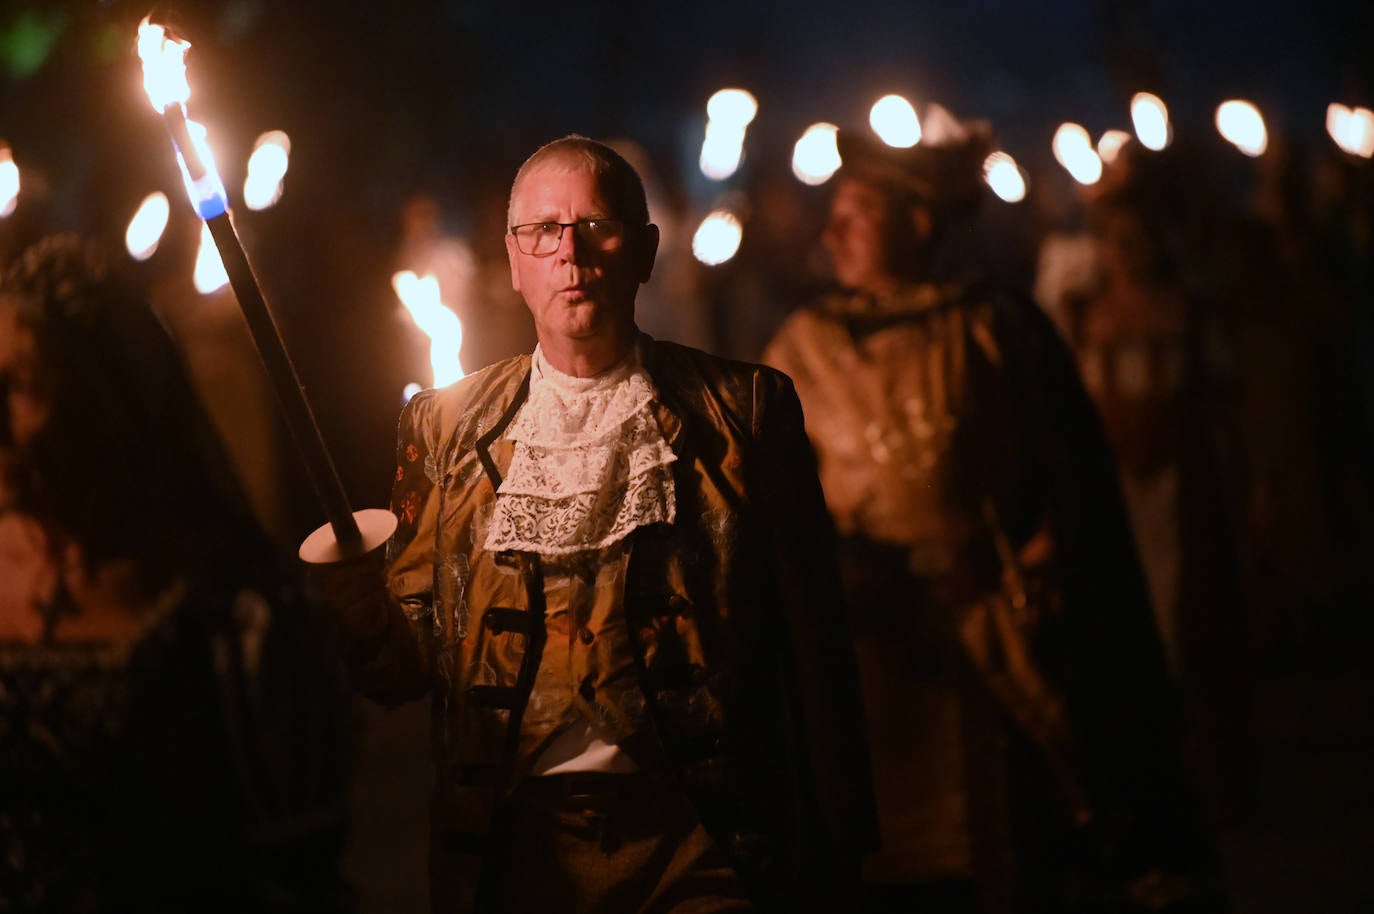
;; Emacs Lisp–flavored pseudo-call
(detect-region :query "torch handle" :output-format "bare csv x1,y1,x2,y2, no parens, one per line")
161,105,205,180
204,212,362,551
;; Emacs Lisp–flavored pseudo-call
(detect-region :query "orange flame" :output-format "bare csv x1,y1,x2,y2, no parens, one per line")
136,17,190,112
393,271,464,388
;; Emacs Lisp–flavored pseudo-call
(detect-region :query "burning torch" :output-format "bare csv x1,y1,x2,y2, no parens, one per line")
136,18,394,563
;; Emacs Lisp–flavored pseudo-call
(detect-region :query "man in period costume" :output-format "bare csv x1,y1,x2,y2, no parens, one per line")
313,135,876,914
762,114,1220,913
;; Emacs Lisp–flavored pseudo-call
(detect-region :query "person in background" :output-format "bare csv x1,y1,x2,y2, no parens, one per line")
310,135,876,914
0,235,353,913
763,113,1220,913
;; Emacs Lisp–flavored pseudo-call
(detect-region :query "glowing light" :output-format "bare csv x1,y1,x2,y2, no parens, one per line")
1052,123,1103,185
125,192,171,261
692,210,743,265
792,123,841,186
194,222,229,294
402,382,423,404
243,130,291,210
136,18,190,112
169,118,227,218
706,89,758,129
700,121,747,181
1327,104,1374,159
869,94,922,148
1097,129,1132,164
1130,92,1171,151
393,271,464,388
983,152,1026,203
699,89,758,182
0,146,18,218
1214,100,1267,157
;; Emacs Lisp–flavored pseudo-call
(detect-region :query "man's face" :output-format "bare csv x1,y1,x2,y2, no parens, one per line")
823,177,899,293
505,161,656,347
0,306,48,449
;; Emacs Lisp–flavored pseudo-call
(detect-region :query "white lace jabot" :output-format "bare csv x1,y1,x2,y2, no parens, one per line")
484,344,677,555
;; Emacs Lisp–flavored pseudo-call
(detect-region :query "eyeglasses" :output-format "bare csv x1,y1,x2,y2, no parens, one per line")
508,219,630,256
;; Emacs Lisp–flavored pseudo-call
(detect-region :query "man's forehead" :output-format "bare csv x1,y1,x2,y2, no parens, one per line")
511,161,609,209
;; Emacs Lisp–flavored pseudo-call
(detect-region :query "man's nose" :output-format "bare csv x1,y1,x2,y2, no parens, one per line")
555,223,590,262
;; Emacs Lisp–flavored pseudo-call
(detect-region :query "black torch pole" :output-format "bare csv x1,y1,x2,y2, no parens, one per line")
162,105,362,552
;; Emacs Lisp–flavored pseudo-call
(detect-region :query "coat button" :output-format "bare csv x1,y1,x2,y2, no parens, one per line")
578,627,595,645
668,595,691,616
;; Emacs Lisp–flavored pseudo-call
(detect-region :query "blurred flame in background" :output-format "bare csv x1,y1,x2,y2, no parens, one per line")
125,191,171,260
706,88,758,127
700,88,757,181
983,151,1026,202
692,210,743,265
1327,103,1374,158
393,271,464,388
0,145,18,217
244,131,291,210
1097,129,1132,164
1216,100,1268,157
792,123,841,185
194,223,229,294
869,94,922,148
1131,92,1171,151
1053,123,1103,185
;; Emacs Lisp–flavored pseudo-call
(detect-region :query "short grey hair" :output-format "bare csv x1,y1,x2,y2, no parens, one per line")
506,135,650,228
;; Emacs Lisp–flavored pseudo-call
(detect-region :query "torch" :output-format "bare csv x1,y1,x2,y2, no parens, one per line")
136,18,394,563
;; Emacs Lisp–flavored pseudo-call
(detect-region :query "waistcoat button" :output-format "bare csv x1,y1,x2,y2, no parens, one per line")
578,627,595,645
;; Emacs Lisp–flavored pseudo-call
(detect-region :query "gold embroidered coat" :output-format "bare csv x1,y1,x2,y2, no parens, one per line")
340,335,877,913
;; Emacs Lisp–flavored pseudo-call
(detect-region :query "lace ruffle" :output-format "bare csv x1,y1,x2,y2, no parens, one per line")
484,346,676,555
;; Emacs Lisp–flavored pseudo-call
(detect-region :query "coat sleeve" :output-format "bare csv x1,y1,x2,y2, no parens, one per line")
751,366,880,864
1002,297,1218,877
330,390,441,704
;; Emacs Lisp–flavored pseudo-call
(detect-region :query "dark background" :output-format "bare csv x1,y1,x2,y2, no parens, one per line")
2,2,1372,911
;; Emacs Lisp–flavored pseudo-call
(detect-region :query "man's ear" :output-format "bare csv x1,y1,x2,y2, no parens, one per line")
504,232,522,293
635,224,660,284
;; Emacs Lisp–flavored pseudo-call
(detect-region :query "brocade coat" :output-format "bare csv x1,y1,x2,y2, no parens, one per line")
764,284,1218,912
341,335,877,914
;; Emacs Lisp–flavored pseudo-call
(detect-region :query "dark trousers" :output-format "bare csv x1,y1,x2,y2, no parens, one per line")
859,880,979,913
498,772,755,914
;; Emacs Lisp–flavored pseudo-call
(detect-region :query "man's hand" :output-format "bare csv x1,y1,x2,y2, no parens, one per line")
306,545,391,645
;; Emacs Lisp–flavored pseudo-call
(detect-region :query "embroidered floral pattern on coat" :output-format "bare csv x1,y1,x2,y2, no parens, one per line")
484,345,677,555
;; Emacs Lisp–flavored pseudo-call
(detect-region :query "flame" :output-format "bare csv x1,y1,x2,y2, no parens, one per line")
792,123,841,186
244,130,291,210
699,120,747,181
869,95,922,148
0,146,18,218
1327,103,1374,159
692,210,743,265
392,271,464,388
1097,129,1132,164
125,191,171,260
706,89,758,129
1130,92,1171,151
172,118,228,218
983,152,1026,203
1215,100,1267,157
136,18,190,112
1053,123,1103,185
699,89,756,181
193,222,229,294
